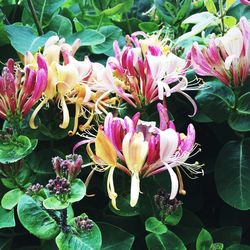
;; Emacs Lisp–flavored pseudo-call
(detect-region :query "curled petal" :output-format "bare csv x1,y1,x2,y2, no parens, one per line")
130,172,140,207
59,95,70,129
165,163,179,200
107,166,119,210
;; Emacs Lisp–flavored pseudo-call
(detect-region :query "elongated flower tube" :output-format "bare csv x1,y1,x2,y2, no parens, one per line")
83,103,203,208
190,16,250,87
95,31,200,115
240,0,250,5
0,55,48,122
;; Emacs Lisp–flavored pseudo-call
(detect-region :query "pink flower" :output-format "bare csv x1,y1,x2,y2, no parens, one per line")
0,55,48,121
190,16,250,87
84,103,203,208
240,0,250,5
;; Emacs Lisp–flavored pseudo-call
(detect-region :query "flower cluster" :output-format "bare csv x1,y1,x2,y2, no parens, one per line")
85,103,203,209
190,16,250,87
26,183,44,196
0,55,47,121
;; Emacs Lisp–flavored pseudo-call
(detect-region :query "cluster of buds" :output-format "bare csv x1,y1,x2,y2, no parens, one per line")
26,183,44,196
190,16,250,88
46,177,70,195
154,189,182,215
75,216,94,231
52,154,83,181
0,55,48,121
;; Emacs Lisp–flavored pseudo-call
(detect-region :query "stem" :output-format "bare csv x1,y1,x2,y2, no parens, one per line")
39,0,46,25
219,0,225,35
125,13,132,34
97,14,104,31
27,0,44,36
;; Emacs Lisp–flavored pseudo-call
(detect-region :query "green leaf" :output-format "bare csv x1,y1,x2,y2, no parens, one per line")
28,148,64,175
145,217,168,234
164,2,177,18
66,29,105,46
146,230,186,250
1,189,24,210
212,227,242,248
196,228,213,250
223,16,237,28
225,0,236,11
109,194,140,217
0,135,37,164
48,15,72,37
227,244,250,250
67,179,86,203
228,92,250,131
204,0,217,14
56,218,102,250
91,26,122,55
17,194,60,239
98,222,134,250
43,197,69,210
212,243,224,250
161,205,182,226
195,81,235,123
215,138,250,210
173,0,192,24
5,25,56,55
93,0,133,14
139,22,159,33
22,0,66,25
0,206,15,229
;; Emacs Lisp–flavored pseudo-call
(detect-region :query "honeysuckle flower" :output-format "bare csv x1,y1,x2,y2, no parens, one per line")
240,0,250,5
190,16,250,87
25,35,116,135
0,55,47,121
96,31,200,115
82,103,203,208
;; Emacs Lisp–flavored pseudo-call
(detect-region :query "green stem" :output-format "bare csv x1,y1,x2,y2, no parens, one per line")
97,14,104,30
219,0,225,35
27,0,44,36
39,0,46,26
125,13,132,34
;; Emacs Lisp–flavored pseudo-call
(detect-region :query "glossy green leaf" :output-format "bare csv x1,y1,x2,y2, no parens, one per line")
91,26,122,55
48,15,72,37
0,206,15,229
204,0,217,14
66,29,105,46
163,2,177,18
93,0,133,14
227,244,250,250
215,138,250,210
225,0,236,10
146,230,186,250
98,222,134,250
22,0,66,25
17,194,60,239
228,92,250,131
1,189,23,210
212,227,242,248
223,16,237,28
145,217,168,234
173,0,191,24
195,81,235,123
196,228,213,250
161,205,182,226
139,22,159,33
43,197,69,210
0,135,37,164
56,216,102,250
5,25,56,55
67,178,86,203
